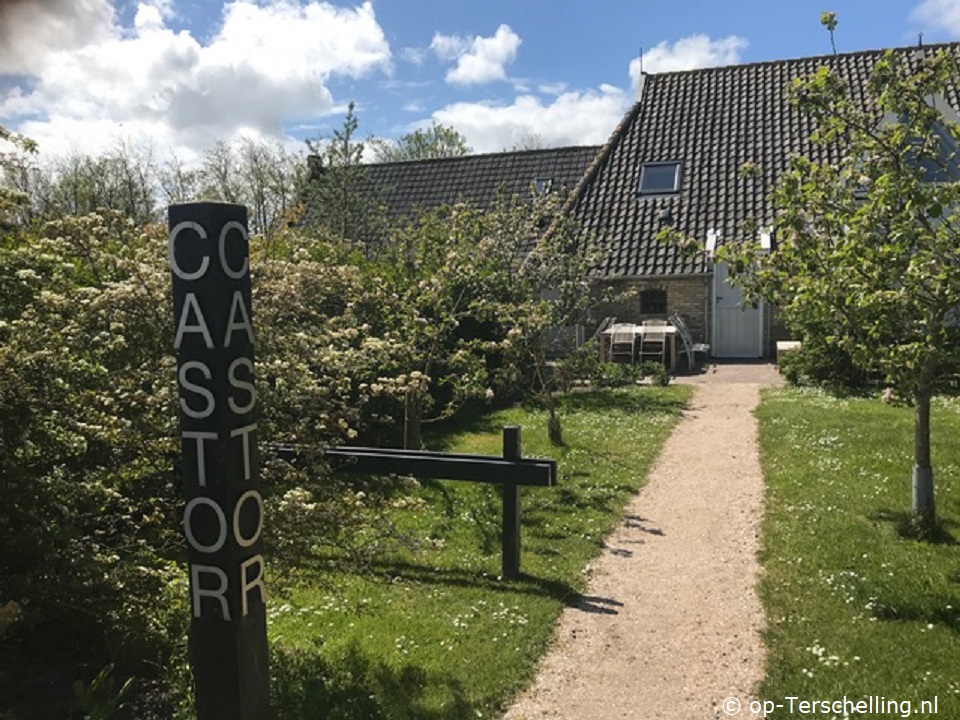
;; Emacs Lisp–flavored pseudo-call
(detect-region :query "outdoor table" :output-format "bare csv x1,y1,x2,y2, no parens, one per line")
599,324,678,373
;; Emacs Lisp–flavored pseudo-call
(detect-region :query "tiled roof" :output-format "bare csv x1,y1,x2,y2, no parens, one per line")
572,43,960,278
334,146,601,229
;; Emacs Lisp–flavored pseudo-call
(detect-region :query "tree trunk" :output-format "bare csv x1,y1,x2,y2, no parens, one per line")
545,393,563,446
404,389,423,450
912,385,936,528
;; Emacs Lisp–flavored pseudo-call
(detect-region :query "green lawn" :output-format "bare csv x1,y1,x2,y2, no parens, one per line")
756,388,960,716
265,386,691,720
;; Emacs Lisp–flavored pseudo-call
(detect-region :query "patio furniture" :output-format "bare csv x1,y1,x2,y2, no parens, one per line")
600,324,680,371
638,322,667,365
591,316,617,342
609,323,638,363
669,313,711,371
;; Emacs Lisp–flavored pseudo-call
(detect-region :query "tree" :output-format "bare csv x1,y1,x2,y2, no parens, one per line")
305,102,386,244
371,122,470,162
37,141,161,225
0,126,38,228
199,139,244,204
159,151,201,206
509,132,547,152
717,48,960,531
490,194,613,445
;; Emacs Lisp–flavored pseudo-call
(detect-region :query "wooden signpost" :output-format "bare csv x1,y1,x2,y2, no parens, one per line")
168,202,270,720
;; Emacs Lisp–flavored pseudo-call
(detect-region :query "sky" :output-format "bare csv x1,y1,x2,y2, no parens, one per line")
3,0,960,165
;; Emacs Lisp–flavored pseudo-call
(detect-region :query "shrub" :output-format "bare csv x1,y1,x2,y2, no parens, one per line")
778,337,872,392
638,361,670,386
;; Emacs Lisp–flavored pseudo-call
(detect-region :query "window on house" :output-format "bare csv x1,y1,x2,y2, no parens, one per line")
639,288,668,315
639,162,681,194
534,177,553,195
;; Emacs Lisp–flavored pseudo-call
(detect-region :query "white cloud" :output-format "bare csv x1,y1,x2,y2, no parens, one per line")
432,85,629,153
539,82,569,96
431,24,521,86
400,46,427,66
1,1,391,160
629,34,748,90
912,0,960,35
0,0,116,75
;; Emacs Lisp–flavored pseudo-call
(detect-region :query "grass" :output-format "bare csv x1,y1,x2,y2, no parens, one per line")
265,385,691,720
756,388,960,715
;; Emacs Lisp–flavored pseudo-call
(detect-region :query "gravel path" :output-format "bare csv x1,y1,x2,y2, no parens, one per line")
504,363,782,720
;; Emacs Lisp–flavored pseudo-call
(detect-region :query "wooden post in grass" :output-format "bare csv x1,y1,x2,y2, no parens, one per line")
168,202,270,720
502,426,522,579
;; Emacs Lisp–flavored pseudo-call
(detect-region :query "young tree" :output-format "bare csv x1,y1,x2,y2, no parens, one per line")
719,48,960,531
365,191,606,449
491,194,612,445
370,122,470,162
305,102,386,244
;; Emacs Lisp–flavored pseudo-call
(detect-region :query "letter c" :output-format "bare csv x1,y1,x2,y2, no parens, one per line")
168,221,210,281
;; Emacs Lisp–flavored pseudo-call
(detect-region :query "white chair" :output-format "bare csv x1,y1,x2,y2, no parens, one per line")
638,322,667,365
609,323,637,363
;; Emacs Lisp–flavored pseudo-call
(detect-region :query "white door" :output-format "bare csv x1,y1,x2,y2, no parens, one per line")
713,261,763,358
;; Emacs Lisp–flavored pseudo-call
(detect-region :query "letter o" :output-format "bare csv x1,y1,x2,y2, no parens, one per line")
169,221,210,281
219,221,249,280
232,490,264,548
184,497,228,553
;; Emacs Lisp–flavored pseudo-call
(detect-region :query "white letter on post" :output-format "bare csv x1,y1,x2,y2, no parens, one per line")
182,431,218,487
183,497,228,553
169,221,209,281
174,293,214,350
240,554,265,618
223,291,254,348
178,361,215,419
191,564,231,620
232,490,264,548
218,221,249,280
227,357,256,415
230,423,257,481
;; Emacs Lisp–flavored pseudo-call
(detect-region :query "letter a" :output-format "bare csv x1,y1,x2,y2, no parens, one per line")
175,293,214,350
224,291,254,348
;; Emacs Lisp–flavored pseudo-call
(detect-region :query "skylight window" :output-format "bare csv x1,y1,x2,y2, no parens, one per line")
534,177,553,195
639,162,681,194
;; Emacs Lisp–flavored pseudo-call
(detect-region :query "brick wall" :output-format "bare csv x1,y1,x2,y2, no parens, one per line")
591,277,711,344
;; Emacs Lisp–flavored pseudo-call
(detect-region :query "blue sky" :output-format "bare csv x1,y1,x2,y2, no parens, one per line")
2,0,960,163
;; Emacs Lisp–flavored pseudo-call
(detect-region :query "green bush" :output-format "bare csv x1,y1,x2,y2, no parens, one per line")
555,342,670,389
638,361,670,386
778,338,872,392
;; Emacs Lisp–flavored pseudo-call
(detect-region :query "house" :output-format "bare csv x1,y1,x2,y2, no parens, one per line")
306,43,960,360
569,42,960,359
